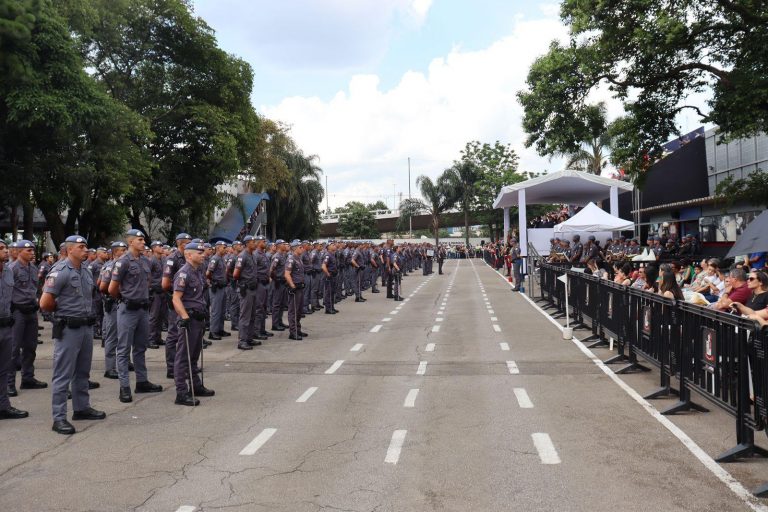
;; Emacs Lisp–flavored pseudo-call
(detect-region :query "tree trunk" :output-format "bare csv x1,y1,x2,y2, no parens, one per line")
22,199,34,241
433,213,439,247
464,203,470,248
10,204,18,240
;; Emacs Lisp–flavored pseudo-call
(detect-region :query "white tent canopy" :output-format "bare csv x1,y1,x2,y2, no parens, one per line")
493,169,634,209
554,202,634,233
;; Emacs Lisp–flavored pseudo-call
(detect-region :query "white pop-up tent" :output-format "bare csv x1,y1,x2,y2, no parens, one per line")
554,202,634,233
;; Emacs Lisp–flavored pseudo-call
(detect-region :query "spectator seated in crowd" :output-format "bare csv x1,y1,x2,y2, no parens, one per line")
712,267,751,311
690,258,725,303
658,269,685,300
728,270,768,319
613,263,632,286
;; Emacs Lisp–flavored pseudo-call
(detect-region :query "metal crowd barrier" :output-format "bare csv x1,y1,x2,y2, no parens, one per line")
533,262,768,496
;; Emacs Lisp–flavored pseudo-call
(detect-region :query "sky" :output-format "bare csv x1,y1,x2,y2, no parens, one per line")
191,0,707,210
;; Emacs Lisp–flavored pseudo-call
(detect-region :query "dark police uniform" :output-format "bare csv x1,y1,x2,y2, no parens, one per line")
148,248,165,345
99,257,119,375
163,246,187,376
235,243,258,349
44,240,100,429
207,248,228,336
113,248,157,396
8,243,42,390
253,245,270,339
270,246,287,329
0,250,27,417
322,248,338,313
285,248,305,338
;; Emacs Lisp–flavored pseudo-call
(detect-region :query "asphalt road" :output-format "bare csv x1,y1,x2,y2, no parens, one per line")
1,258,767,512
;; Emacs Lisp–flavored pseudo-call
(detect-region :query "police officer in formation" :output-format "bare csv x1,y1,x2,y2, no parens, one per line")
171,241,214,406
285,240,308,340
109,229,162,403
0,232,445,431
40,235,105,435
8,240,46,396
0,240,28,419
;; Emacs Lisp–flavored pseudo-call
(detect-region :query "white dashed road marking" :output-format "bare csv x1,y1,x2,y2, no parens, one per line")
432,325,440,332
239,428,277,456
425,343,435,352
417,361,428,375
325,360,345,374
514,388,534,408
176,507,196,512
296,387,318,403
499,342,510,351
370,325,382,333
532,433,561,464
350,343,364,352
493,324,501,332
385,430,408,464
404,389,419,408
506,361,519,374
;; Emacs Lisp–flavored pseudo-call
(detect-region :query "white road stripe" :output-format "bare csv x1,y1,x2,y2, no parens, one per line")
425,343,435,352
514,388,534,408
493,324,501,332
239,428,277,455
435,317,443,322
350,343,364,352
176,507,196,512
370,325,382,333
432,325,440,332
404,389,419,408
296,387,318,403
488,309,495,314
532,433,560,464
389,310,398,315
507,360,519,374
439,307,445,311
382,317,392,322
499,342,510,351
417,361,428,375
386,430,408,464
325,360,345,374
491,317,498,321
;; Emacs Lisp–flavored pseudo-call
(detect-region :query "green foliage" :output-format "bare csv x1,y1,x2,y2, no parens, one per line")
366,200,389,211
444,160,480,247
518,0,768,181
399,172,456,245
337,203,378,239
715,171,768,209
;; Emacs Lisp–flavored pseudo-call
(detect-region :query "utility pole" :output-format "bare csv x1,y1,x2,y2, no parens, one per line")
408,157,413,238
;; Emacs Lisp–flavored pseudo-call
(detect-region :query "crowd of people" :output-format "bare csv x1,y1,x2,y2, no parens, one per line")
0,233,448,434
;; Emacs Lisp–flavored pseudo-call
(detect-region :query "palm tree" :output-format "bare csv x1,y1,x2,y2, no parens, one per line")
267,149,324,240
561,102,612,174
445,160,480,248
399,172,457,246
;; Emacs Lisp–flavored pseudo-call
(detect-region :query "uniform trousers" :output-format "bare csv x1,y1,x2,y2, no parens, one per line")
92,293,103,336
228,284,240,328
209,286,227,335
271,280,286,327
302,273,314,312
323,275,336,312
148,292,165,343
174,319,203,395
116,305,150,388
0,325,11,410
165,307,178,373
239,286,258,343
9,309,38,384
287,288,304,336
51,325,92,421
354,268,363,298
102,306,118,372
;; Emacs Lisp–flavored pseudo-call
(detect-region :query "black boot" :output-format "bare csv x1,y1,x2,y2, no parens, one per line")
175,392,199,406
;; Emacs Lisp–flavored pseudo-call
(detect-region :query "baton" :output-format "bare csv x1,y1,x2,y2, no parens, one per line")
183,325,196,406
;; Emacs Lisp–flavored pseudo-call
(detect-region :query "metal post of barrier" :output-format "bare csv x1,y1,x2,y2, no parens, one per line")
643,298,680,399
610,289,651,373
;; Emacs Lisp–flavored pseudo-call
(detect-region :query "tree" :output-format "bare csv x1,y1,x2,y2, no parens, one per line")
366,200,388,211
715,172,768,209
444,160,480,248
337,202,378,239
558,103,612,175
459,141,524,241
399,173,456,246
0,0,151,245
518,0,768,181
62,0,264,237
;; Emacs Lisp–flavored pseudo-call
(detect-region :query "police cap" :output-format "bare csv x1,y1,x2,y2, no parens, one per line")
16,239,34,249
110,241,127,249
65,235,88,244
185,242,205,252
175,233,192,242
214,240,227,247
125,229,145,238
242,235,255,243
150,241,163,248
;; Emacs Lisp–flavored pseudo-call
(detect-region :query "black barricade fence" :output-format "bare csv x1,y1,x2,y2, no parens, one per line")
534,263,768,494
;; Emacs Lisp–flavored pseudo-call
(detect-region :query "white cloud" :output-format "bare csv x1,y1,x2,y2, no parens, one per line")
264,16,570,209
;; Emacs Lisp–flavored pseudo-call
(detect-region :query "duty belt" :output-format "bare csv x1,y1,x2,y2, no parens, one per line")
0,316,14,327
11,303,38,314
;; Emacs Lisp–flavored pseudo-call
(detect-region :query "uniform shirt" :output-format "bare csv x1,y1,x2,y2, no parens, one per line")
352,249,365,268
270,252,287,280
0,264,13,317
88,259,104,283
323,251,337,274
43,259,93,317
112,252,151,301
570,242,583,262
162,249,186,282
173,263,206,312
99,260,115,289
207,255,227,287
581,243,599,263
149,255,163,291
235,249,258,286
301,250,312,273
8,260,38,306
312,249,323,272
285,254,305,285
254,249,270,282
